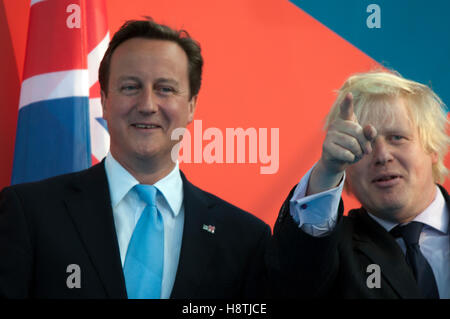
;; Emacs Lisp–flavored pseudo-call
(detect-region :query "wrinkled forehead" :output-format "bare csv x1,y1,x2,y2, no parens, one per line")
354,95,415,131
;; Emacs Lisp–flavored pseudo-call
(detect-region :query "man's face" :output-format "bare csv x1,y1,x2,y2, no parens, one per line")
346,97,437,223
102,38,196,168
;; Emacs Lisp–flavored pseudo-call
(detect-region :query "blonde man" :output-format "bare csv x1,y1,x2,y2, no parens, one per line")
270,71,449,298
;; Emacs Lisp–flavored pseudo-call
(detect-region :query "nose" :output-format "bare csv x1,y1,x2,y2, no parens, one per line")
372,137,394,166
137,87,158,114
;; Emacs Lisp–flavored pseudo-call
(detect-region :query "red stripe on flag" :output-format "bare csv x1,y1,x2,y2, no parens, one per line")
85,0,108,53
92,154,100,165
23,0,87,80
89,81,101,98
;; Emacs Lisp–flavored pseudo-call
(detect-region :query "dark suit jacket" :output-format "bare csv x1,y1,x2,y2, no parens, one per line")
268,184,449,298
0,162,271,298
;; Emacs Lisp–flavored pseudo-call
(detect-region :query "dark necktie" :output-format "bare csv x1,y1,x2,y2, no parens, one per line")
390,221,439,299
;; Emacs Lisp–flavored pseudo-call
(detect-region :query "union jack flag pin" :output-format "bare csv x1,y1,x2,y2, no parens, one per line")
202,224,215,234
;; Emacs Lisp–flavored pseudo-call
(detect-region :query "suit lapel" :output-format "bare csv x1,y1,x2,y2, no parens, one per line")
64,162,127,298
351,209,422,298
170,173,218,298
353,185,449,298
437,185,450,248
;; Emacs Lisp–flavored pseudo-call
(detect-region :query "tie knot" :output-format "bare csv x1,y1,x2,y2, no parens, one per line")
134,184,157,206
390,221,424,245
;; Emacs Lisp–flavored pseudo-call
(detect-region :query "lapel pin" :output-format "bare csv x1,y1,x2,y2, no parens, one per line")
202,224,215,234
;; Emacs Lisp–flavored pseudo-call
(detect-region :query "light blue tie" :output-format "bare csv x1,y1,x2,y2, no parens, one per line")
123,184,164,299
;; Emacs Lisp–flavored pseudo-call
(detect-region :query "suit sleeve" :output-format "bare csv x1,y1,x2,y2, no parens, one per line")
0,187,33,298
290,164,343,237
267,185,345,298
241,222,272,298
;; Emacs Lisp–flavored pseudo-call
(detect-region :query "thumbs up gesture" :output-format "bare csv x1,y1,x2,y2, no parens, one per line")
307,93,377,195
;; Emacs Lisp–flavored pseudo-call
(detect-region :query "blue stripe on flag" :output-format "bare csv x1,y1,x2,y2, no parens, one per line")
11,97,92,185
96,117,108,131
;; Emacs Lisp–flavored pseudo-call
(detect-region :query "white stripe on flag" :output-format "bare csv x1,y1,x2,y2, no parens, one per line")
30,0,46,7
88,32,110,88
19,70,89,109
89,97,110,160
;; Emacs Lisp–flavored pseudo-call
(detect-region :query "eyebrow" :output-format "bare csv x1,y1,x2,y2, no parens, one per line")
154,78,179,87
380,127,412,137
116,76,179,87
117,76,141,82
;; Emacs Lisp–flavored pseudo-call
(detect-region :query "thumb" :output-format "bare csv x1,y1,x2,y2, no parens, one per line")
363,124,377,141
362,124,377,154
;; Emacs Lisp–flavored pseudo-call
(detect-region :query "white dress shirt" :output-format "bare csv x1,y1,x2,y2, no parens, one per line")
104,153,184,299
290,164,450,298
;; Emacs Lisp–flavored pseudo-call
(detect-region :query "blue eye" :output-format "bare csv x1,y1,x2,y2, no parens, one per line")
156,86,175,95
389,135,405,143
120,83,141,94
122,85,137,91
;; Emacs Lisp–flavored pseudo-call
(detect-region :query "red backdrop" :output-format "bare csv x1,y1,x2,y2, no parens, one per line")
1,0,449,227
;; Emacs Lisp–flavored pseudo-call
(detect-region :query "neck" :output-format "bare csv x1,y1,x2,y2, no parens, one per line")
111,151,176,185
370,185,438,224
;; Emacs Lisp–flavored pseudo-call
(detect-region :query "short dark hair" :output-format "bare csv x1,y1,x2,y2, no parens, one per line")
99,17,203,100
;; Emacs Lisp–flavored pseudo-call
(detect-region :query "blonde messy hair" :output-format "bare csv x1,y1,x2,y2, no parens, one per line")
325,70,450,183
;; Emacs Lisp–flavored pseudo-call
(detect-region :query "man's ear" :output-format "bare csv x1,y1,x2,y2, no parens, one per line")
187,95,198,124
101,90,107,119
430,151,438,165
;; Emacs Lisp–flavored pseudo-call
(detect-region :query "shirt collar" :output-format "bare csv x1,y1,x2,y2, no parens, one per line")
153,160,183,217
104,153,183,217
367,185,448,235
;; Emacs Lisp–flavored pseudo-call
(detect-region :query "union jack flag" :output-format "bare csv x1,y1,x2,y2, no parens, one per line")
11,0,109,184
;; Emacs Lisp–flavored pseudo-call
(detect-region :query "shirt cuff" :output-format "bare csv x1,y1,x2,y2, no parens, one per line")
289,163,344,237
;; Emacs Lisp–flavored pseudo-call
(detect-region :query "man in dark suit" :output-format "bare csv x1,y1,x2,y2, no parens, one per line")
0,18,270,299
269,71,449,298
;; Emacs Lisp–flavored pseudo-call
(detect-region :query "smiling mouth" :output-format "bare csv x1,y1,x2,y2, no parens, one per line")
373,175,400,182
131,124,161,129
372,175,402,187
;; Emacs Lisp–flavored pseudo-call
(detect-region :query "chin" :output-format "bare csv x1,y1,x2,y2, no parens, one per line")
131,144,159,158
135,150,160,160
369,200,406,218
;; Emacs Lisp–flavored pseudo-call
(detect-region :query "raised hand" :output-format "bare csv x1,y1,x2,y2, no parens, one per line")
307,93,377,195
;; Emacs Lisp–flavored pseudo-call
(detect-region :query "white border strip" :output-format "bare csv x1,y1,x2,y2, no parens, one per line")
30,0,46,7
19,70,89,109
88,32,110,88
89,97,110,160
